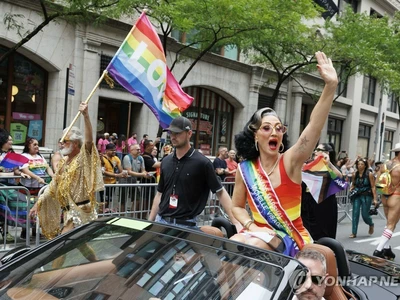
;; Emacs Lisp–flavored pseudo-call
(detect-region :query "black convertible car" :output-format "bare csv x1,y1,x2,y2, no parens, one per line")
0,217,398,300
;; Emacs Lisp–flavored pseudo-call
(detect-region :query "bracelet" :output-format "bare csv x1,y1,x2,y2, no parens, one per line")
243,219,254,230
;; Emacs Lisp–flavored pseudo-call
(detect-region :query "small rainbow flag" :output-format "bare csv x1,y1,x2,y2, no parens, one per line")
302,155,348,203
0,152,29,169
106,12,194,128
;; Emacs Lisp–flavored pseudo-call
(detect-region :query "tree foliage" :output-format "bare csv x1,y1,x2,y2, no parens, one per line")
3,0,400,103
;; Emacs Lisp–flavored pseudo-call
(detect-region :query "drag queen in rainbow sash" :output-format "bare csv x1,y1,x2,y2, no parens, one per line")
230,51,338,257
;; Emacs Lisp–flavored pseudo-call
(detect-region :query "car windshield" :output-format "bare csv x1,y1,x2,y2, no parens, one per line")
0,218,290,300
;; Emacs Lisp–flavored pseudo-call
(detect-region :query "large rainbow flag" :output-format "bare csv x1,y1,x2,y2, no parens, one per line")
106,12,194,128
302,155,348,203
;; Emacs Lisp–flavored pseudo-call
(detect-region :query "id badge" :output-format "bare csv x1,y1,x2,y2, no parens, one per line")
169,194,178,209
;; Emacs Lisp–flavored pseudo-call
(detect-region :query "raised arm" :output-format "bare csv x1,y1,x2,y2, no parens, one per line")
79,103,93,148
285,52,338,180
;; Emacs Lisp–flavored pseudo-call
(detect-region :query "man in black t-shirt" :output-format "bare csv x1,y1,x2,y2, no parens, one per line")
148,116,238,230
213,146,229,181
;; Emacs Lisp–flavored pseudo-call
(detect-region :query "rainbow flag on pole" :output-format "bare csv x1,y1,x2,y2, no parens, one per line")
106,12,194,128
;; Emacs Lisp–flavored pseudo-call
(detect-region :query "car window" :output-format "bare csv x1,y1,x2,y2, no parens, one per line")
0,221,285,299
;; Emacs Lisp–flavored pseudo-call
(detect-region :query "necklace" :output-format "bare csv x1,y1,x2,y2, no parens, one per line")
267,154,280,176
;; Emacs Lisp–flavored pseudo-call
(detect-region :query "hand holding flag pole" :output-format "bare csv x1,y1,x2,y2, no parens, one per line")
60,70,108,142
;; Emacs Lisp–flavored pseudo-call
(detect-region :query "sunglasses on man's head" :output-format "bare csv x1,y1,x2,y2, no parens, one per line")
314,148,328,152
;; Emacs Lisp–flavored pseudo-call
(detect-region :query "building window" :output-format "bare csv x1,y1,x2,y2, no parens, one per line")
382,130,393,161
339,0,358,13
182,87,234,155
336,64,348,98
327,117,343,153
0,46,47,146
99,54,126,92
257,94,273,110
387,93,398,113
357,124,371,158
361,75,376,106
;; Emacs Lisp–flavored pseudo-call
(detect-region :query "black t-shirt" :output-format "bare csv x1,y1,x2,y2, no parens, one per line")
157,148,223,219
213,157,227,181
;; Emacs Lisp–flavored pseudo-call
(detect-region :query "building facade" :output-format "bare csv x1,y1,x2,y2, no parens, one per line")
0,0,399,161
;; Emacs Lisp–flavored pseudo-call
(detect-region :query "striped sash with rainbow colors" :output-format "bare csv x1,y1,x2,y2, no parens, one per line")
239,159,307,256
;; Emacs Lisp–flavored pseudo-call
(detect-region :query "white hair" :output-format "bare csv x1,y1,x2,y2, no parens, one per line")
63,126,83,147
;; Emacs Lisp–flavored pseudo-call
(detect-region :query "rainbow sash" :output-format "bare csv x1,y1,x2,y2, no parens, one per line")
240,159,306,256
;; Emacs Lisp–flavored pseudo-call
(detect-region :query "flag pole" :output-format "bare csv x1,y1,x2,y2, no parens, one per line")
60,70,108,142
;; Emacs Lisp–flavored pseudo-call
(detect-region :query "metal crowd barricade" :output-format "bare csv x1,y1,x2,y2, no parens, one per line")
337,187,352,223
0,184,32,250
97,182,158,220
2,179,237,251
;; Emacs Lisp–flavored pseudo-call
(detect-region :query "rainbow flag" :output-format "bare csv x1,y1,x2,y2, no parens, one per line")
106,12,194,128
0,152,29,169
302,155,348,203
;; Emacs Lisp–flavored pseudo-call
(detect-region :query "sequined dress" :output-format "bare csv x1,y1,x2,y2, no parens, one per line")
38,143,104,239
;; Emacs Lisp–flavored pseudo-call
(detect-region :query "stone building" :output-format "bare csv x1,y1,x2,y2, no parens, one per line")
0,0,399,160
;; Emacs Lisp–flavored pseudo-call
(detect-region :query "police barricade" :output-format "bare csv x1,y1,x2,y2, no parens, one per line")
0,184,33,250
97,181,158,220
337,187,352,223
3,180,236,251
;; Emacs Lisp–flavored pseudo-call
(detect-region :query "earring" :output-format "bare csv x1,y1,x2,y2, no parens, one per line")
255,140,259,152
279,143,284,153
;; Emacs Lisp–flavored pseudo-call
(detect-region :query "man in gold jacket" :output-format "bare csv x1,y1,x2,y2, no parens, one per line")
30,103,104,239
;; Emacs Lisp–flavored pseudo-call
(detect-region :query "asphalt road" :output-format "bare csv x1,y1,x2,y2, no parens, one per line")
335,206,399,263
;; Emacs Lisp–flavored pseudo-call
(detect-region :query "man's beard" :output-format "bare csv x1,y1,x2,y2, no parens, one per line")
60,144,72,155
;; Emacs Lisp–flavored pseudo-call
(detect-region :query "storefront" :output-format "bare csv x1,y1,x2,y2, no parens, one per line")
183,87,234,156
0,46,47,146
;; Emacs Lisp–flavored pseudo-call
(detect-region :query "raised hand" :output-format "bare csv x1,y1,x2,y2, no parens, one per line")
79,102,89,116
315,51,338,86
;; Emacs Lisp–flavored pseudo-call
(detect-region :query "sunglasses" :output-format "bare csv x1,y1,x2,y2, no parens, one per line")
60,139,72,144
258,123,287,134
311,275,325,285
314,148,328,153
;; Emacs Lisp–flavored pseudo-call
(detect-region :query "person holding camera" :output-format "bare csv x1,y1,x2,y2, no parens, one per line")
349,158,377,238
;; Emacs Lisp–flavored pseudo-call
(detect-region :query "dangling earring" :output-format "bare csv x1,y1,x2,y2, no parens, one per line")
279,143,284,153
255,140,259,152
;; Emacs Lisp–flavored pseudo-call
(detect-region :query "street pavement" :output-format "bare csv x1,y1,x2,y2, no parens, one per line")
335,206,399,263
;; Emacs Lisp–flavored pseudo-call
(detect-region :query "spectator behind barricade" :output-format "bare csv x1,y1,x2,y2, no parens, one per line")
151,146,158,162
225,149,238,182
20,137,54,239
148,116,239,230
140,134,148,154
142,139,161,180
292,249,328,300
213,146,229,181
0,129,29,243
101,143,127,206
123,145,149,182
20,138,54,194
97,132,110,154
128,132,138,147
115,134,126,161
161,144,172,161
141,139,160,213
341,157,355,183
374,161,382,179
122,144,150,214
337,150,348,161
51,139,64,172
